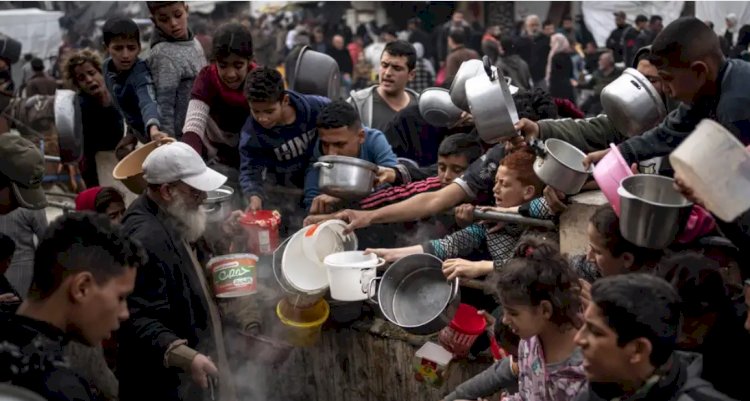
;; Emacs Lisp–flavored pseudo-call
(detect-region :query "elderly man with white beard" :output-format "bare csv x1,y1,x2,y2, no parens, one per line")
117,142,259,401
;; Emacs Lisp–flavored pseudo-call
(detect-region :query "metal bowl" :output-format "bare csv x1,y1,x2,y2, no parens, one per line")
314,155,378,199
449,59,485,112
54,89,83,164
418,87,464,128
533,138,592,195
601,68,667,137
466,61,519,143
291,46,341,99
203,185,234,223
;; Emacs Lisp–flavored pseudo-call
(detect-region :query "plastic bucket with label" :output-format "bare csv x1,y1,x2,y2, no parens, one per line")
207,254,259,298
240,210,281,255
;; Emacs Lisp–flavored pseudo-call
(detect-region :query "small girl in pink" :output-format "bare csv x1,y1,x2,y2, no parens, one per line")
496,239,586,401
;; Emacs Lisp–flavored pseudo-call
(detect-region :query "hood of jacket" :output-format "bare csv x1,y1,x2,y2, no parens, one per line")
151,26,195,47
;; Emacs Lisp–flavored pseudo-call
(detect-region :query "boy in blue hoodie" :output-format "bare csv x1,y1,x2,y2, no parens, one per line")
102,17,168,144
304,100,399,213
239,67,330,212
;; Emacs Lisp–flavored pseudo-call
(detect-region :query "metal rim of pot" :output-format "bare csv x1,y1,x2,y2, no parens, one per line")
466,56,520,143
541,138,592,174
418,87,463,128
622,68,667,120
315,155,378,172
619,175,692,208
291,45,341,99
449,59,485,112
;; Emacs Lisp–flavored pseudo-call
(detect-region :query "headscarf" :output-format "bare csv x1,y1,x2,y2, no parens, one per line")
546,33,572,84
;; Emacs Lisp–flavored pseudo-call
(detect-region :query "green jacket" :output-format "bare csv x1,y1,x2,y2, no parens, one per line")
537,115,626,154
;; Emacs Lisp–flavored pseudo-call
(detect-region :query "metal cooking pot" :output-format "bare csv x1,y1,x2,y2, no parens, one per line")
54,89,83,164
203,185,234,223
601,68,667,137
618,175,693,249
314,155,378,199
533,138,592,195
466,56,519,144
368,253,460,335
449,59,485,112
291,46,341,99
0,383,48,401
418,87,463,128
0,34,22,64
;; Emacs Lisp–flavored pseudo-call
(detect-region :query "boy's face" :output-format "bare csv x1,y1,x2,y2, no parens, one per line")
575,303,642,383
73,61,106,98
493,165,534,208
69,267,136,346
107,38,140,71
437,154,470,187
217,54,251,90
151,2,189,40
586,223,633,277
657,63,706,105
318,126,364,158
249,96,287,129
379,51,414,96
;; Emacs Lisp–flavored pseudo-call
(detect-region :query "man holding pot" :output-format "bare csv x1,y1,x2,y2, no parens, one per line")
118,142,260,401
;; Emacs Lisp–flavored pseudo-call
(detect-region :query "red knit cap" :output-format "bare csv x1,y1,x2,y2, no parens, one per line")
75,186,102,211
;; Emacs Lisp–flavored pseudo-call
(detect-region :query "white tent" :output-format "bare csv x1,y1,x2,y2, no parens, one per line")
0,8,63,62
581,1,685,48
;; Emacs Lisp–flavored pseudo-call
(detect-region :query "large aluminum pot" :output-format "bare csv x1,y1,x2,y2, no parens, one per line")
314,155,378,199
449,59,485,112
418,87,463,128
203,185,234,223
291,46,341,99
54,89,84,164
533,138,592,195
601,68,667,137
618,175,693,249
466,56,519,144
369,253,460,335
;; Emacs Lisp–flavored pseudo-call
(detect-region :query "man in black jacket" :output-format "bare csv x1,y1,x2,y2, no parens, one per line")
607,11,638,64
575,274,735,401
0,212,144,401
118,142,258,401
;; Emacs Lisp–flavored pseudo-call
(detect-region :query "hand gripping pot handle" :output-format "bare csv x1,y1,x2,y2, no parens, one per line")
313,162,333,169
366,276,381,304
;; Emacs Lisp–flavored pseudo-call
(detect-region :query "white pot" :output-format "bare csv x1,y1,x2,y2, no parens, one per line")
324,251,384,302
669,119,750,222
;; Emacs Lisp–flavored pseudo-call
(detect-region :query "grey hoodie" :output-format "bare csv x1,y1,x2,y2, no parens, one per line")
147,28,207,138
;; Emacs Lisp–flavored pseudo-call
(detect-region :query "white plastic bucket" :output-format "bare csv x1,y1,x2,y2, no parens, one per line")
301,220,357,265
282,229,330,294
669,119,750,222
324,251,384,301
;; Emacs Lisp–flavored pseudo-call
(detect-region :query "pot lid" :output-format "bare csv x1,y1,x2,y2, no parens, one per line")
317,155,378,172
203,185,234,204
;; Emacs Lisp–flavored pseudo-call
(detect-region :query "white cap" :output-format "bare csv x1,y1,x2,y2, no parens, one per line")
142,142,227,192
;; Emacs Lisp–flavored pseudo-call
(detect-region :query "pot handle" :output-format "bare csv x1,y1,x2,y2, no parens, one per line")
617,185,636,199
450,277,460,301
482,55,493,80
313,162,332,169
366,276,381,304
360,269,377,294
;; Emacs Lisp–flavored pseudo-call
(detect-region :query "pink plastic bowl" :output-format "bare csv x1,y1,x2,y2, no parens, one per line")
593,144,632,216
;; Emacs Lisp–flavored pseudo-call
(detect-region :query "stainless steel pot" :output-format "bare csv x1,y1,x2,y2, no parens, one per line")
533,138,592,195
466,56,519,144
314,155,378,199
291,46,341,99
368,253,460,335
203,185,234,223
449,59,484,112
418,87,463,128
54,89,84,164
618,175,693,249
601,68,667,137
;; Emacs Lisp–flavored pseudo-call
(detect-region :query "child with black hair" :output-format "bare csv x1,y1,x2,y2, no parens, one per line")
304,100,399,212
102,17,168,144
239,66,330,212
658,252,750,400
0,232,20,314
182,23,256,195
145,1,207,139
586,205,663,277
444,238,586,401
576,273,734,401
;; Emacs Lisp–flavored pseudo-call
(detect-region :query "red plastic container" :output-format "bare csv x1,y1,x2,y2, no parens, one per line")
438,303,487,357
239,210,281,255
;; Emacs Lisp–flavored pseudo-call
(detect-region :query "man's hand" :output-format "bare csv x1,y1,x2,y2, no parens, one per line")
334,209,374,233
582,148,610,170
364,245,423,262
149,126,170,142
454,203,475,228
221,210,245,235
673,171,705,206
450,111,474,128
0,293,20,303
310,194,342,215
247,196,263,212
303,213,334,227
514,117,540,141
376,167,397,185
442,259,492,280
190,353,218,389
543,185,568,215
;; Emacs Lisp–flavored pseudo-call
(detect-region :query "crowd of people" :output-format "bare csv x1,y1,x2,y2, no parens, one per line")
0,2,749,401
